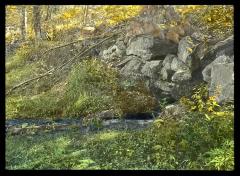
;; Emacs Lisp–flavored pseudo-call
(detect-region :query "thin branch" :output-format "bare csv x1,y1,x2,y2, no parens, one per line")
41,35,102,56
54,31,122,72
6,31,121,96
6,69,54,96
41,23,126,56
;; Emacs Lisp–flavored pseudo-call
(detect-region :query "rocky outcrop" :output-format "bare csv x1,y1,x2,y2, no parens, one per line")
101,33,234,103
141,60,162,79
177,36,200,72
120,58,143,79
126,35,178,61
202,55,233,83
200,35,233,69
202,55,234,103
210,63,234,103
159,104,186,119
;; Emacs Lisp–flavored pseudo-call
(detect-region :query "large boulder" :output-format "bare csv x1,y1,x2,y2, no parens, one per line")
120,57,143,79
202,53,234,104
202,55,232,83
141,60,162,79
209,63,234,103
102,45,125,65
178,36,200,72
126,35,178,61
171,70,192,83
200,35,233,69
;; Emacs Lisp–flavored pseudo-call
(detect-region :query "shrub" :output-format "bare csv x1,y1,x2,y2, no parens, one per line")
65,59,119,99
180,83,222,116
64,59,158,118
202,140,234,170
63,94,112,117
63,59,119,117
114,79,158,116
177,83,234,169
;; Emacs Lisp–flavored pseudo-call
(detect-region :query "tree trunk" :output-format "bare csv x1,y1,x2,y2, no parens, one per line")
32,5,42,42
83,5,89,26
24,6,28,39
45,5,51,21
19,6,26,40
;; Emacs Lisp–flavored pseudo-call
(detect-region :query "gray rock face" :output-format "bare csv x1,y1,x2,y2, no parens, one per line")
102,45,123,59
155,53,193,99
160,67,175,81
171,81,197,100
191,32,208,42
160,55,177,81
201,35,233,69
154,80,175,93
171,70,192,83
141,60,162,79
100,31,233,104
160,104,186,119
162,54,175,69
120,58,143,79
126,35,178,61
178,36,200,72
209,63,234,103
126,35,154,61
171,57,189,71
202,55,232,83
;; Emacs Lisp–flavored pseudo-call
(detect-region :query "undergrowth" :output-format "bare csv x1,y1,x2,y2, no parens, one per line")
6,82,234,170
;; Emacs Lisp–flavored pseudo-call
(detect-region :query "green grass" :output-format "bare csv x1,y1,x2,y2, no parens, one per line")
6,112,234,170
6,62,42,90
6,92,63,119
5,125,173,170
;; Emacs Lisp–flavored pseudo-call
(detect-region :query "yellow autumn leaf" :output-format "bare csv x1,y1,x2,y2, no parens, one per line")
187,47,193,53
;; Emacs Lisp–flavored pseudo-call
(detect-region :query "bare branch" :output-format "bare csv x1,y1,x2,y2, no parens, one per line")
6,31,122,96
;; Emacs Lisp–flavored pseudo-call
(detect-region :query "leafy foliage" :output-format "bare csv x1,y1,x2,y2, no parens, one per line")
176,5,233,39
180,83,221,115
93,5,143,26
202,140,234,170
114,80,158,115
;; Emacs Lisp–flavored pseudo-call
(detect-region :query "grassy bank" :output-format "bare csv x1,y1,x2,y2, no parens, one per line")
6,109,233,170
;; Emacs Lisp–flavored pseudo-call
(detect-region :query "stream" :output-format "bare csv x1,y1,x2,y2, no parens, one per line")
5,117,157,135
